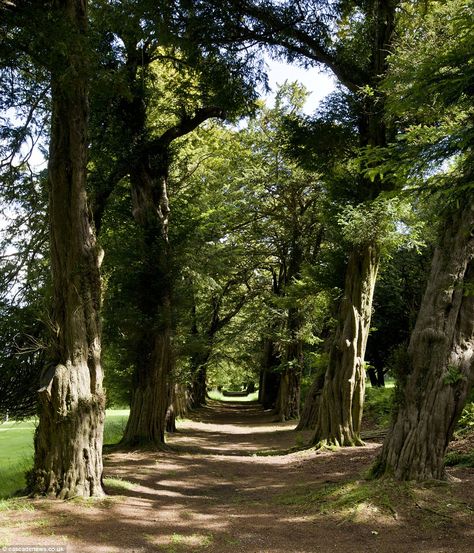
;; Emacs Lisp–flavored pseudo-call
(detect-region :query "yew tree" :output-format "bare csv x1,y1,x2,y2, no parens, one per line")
88,1,258,445
1,0,106,497
373,0,474,480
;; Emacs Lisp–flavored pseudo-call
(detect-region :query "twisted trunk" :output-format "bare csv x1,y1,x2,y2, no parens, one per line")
29,0,105,498
313,243,380,446
189,350,211,409
374,204,474,480
123,312,173,445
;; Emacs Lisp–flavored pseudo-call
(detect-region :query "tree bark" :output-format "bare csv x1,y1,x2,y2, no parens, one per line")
300,0,395,446
189,352,210,409
121,164,174,447
123,313,173,445
313,242,380,446
28,0,105,498
374,203,474,480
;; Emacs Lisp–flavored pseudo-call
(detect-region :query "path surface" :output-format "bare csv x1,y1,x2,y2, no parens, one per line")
1,400,473,553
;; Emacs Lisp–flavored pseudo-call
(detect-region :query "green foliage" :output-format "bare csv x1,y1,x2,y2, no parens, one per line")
367,0,474,201
443,365,466,386
455,401,474,436
444,451,474,468
366,242,433,374
363,387,394,428
337,196,425,252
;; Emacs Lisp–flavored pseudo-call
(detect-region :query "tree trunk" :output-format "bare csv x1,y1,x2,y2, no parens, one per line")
276,365,301,421
191,364,207,409
374,203,474,480
121,165,174,447
123,320,173,445
259,338,281,409
189,355,209,409
313,242,380,446
28,0,105,499
171,382,190,420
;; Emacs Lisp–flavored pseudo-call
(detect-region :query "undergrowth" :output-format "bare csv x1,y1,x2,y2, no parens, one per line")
363,387,394,428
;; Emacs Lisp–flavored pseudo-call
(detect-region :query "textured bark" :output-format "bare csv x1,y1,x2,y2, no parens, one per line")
190,360,208,409
171,382,191,419
28,0,105,498
276,365,301,421
300,1,396,447
123,323,173,445
313,243,380,446
374,204,474,480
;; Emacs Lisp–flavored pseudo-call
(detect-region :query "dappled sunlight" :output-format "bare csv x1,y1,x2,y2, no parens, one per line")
1,401,472,553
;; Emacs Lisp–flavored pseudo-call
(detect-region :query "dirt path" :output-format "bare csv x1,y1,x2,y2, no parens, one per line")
1,400,473,552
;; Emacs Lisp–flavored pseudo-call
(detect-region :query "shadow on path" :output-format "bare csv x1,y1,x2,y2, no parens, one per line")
1,399,472,553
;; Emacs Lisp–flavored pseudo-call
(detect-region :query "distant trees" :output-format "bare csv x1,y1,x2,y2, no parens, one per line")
190,0,400,445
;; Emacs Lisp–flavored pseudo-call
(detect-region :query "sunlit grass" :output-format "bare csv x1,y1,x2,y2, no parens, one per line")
103,477,136,492
274,478,412,520
0,409,130,499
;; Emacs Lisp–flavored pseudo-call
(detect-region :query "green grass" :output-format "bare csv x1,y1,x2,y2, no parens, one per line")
103,409,129,445
207,390,259,402
445,451,474,468
274,478,413,519
103,477,136,492
0,419,36,499
0,409,129,499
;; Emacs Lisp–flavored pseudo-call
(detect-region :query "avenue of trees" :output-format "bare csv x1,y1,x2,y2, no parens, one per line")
0,0,472,496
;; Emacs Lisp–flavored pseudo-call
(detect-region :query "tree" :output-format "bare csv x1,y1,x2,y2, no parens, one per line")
2,0,107,497
0,1,51,421
373,0,474,480
87,0,258,444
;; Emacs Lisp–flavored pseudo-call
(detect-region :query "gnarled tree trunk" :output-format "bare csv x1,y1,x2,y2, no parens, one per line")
313,242,380,446
28,0,105,498
189,356,209,409
123,311,173,445
374,203,474,480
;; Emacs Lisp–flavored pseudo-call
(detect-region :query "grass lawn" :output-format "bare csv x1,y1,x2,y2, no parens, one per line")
0,409,129,499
